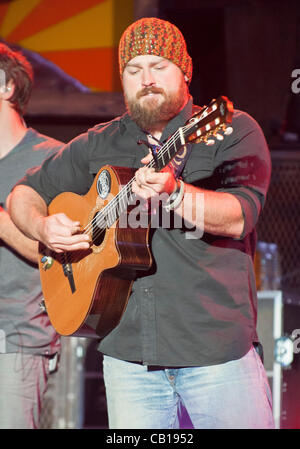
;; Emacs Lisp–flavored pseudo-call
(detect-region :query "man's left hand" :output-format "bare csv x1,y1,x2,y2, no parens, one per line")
132,154,177,199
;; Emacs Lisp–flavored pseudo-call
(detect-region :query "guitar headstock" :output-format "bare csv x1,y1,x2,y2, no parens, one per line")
185,96,234,145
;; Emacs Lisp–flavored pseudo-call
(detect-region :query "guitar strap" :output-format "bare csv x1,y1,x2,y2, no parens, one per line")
168,142,193,180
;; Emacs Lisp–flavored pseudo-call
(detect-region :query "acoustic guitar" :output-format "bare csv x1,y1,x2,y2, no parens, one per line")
39,96,233,338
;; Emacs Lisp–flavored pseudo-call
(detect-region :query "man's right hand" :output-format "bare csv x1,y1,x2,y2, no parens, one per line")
36,213,91,253
9,185,91,253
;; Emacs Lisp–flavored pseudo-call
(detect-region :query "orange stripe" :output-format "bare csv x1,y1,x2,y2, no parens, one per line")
6,0,106,42
39,47,122,92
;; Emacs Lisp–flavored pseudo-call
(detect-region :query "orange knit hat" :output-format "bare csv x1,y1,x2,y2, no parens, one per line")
118,17,193,83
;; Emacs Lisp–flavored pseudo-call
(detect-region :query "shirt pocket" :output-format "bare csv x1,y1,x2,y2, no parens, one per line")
182,145,215,184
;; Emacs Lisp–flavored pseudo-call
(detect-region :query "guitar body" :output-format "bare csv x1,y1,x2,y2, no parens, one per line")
39,165,152,338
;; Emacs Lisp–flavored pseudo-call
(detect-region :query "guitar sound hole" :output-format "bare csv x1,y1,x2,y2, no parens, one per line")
92,212,106,247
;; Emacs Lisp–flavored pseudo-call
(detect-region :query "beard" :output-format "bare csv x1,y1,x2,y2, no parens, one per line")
124,81,188,132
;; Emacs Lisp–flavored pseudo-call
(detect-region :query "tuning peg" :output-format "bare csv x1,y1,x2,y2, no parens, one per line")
215,133,224,141
224,126,233,135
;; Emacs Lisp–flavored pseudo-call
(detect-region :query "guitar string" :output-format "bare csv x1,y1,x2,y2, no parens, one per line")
61,107,223,263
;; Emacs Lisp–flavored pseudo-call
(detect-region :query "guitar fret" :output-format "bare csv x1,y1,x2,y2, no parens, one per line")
158,150,166,169
164,135,179,165
166,138,171,160
171,134,182,159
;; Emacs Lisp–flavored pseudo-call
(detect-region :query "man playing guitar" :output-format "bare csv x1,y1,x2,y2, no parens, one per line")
9,17,273,429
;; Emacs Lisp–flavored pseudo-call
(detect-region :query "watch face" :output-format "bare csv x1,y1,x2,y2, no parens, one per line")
97,169,111,199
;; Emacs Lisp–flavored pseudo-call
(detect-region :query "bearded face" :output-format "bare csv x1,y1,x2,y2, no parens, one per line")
124,83,188,131
122,55,189,132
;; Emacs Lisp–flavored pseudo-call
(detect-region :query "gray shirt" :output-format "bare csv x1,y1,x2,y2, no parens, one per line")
0,128,62,354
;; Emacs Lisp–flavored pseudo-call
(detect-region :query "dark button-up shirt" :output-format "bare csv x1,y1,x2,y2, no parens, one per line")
18,98,271,366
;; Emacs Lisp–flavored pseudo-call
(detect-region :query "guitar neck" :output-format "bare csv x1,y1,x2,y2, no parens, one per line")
146,128,187,172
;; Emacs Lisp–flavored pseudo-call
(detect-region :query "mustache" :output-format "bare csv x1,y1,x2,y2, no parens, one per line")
136,87,165,99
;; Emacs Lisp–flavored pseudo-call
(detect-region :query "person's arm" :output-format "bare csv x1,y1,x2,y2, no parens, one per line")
174,181,244,238
0,203,39,263
9,132,94,253
133,111,270,240
9,185,90,253
132,161,244,239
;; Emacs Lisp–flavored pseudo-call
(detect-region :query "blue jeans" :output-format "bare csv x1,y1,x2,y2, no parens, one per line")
103,347,275,429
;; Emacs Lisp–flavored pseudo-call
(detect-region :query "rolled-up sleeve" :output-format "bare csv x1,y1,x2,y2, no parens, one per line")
214,110,271,238
15,132,94,205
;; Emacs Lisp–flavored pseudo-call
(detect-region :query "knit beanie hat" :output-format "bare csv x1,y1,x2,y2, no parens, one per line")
118,17,193,84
